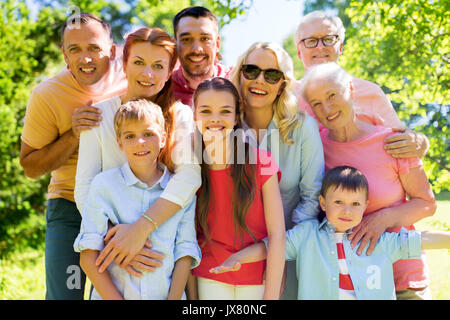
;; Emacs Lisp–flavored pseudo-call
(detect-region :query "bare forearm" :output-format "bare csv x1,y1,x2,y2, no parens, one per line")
421,231,450,250
138,198,182,237
80,250,123,300
381,198,436,229
168,256,192,300
21,130,78,178
263,234,286,300
185,273,198,300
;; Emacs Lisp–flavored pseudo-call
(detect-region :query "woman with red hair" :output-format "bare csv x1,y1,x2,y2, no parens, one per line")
75,27,201,282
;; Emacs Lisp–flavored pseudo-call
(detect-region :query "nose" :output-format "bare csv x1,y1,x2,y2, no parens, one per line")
144,65,153,76
191,39,204,53
80,50,93,63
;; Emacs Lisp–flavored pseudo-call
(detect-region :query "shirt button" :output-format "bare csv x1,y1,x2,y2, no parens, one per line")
331,251,335,255
332,277,337,281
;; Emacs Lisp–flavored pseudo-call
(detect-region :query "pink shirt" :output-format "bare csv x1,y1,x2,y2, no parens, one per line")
296,76,404,129
321,126,429,290
172,61,231,108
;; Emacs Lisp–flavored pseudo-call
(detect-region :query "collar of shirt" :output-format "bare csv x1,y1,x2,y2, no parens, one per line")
318,217,353,236
120,162,170,190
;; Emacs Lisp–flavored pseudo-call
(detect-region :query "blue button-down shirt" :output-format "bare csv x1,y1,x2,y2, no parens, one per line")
264,218,422,300
243,114,324,229
73,162,201,300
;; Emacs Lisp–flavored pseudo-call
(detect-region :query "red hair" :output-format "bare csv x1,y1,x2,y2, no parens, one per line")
122,27,178,172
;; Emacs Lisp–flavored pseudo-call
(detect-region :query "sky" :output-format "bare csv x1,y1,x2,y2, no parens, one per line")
220,0,305,66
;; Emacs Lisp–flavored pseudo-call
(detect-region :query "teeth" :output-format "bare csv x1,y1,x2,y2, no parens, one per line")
189,56,205,62
138,81,152,86
207,126,224,131
327,112,339,121
135,151,150,155
81,67,95,73
250,88,267,95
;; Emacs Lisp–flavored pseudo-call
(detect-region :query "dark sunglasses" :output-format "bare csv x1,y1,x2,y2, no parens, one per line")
241,64,284,84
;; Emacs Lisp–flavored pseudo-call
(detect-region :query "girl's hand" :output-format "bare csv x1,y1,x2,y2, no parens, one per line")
96,219,152,273
209,257,242,274
347,209,390,256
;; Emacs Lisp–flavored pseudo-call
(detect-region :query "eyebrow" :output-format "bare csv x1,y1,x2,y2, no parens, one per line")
179,31,213,37
131,56,168,64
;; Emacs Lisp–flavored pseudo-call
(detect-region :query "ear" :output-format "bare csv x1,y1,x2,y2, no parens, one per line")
109,43,116,61
62,46,70,67
159,131,167,149
348,80,354,99
319,195,326,212
116,136,123,150
296,43,302,61
338,41,344,56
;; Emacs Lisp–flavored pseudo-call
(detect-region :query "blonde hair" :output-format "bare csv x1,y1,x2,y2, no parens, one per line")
294,10,345,46
230,41,305,145
299,62,352,101
114,99,175,172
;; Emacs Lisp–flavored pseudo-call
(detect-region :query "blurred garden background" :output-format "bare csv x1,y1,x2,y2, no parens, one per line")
0,0,448,299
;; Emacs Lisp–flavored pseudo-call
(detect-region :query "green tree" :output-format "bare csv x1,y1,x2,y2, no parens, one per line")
340,0,449,192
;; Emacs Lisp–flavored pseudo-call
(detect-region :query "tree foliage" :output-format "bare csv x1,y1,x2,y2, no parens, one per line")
340,0,449,192
0,0,252,256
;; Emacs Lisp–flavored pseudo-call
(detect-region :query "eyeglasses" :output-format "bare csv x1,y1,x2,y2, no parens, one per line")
241,64,284,84
300,35,339,48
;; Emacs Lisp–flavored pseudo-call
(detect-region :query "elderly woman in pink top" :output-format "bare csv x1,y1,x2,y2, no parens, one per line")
299,62,437,300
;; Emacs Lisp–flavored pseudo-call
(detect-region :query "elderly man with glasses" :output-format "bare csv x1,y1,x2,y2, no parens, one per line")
294,11,428,159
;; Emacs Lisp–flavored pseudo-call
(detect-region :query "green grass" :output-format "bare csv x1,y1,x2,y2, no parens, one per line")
414,191,450,300
1,192,449,300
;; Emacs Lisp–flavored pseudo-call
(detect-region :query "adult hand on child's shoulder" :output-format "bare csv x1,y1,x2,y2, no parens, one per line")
348,209,390,256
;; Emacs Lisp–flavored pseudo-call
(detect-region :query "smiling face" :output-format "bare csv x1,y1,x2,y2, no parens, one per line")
176,16,220,82
305,76,354,130
117,117,166,171
240,48,284,111
296,18,343,69
124,42,171,100
194,89,237,142
320,186,368,233
62,21,115,86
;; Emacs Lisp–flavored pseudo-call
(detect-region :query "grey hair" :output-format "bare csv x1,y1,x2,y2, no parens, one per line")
299,62,352,101
294,10,345,46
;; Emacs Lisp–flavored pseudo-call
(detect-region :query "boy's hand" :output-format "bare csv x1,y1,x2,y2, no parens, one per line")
209,257,242,274
124,240,164,277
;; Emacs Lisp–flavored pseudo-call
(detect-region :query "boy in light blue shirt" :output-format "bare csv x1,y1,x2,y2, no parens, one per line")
74,99,201,300
211,166,450,300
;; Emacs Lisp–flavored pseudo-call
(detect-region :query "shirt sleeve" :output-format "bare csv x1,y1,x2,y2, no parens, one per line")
291,116,325,224
173,197,202,269
161,103,201,208
396,157,423,176
21,88,59,149
257,148,281,186
262,223,305,262
73,175,112,252
379,228,422,263
74,125,103,213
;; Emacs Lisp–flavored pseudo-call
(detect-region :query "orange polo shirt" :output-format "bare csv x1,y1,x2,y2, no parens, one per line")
21,60,126,202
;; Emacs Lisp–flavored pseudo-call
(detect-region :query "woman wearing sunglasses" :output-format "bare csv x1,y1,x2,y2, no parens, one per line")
230,42,324,299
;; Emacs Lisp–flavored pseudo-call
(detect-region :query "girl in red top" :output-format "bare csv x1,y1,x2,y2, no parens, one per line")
189,77,286,300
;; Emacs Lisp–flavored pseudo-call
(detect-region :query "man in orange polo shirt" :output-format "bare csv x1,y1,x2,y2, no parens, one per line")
20,13,126,299
294,11,429,159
